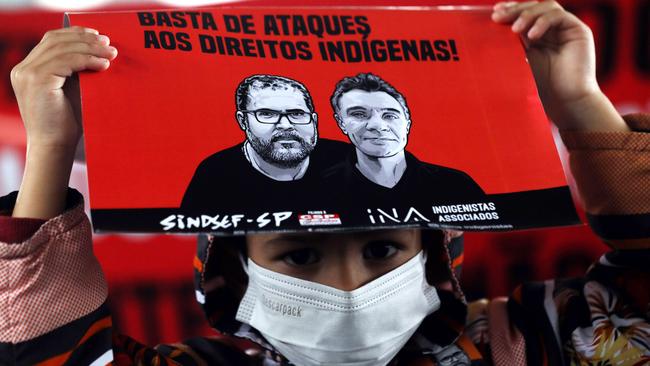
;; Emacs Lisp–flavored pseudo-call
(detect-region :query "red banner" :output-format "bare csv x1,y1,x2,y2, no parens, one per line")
69,7,578,233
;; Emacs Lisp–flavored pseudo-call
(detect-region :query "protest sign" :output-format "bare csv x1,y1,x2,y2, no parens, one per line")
66,6,579,234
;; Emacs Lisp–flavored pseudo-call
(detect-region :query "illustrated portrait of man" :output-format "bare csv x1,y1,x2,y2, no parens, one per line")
182,74,347,212
324,72,485,206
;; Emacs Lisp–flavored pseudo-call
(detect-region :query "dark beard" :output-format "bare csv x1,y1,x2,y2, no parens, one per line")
248,132,315,168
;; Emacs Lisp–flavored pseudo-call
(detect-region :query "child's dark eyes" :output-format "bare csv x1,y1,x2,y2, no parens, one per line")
282,248,320,266
280,241,402,267
363,241,400,260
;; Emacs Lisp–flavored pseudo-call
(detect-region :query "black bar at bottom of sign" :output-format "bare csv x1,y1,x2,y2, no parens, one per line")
89,186,581,234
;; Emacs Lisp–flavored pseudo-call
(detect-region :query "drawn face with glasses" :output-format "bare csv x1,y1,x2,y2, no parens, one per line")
236,85,318,168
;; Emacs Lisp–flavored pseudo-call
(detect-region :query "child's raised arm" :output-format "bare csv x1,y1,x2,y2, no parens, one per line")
492,1,629,133
10,26,117,219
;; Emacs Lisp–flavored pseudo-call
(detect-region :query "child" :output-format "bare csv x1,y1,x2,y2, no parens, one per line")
2,1,648,365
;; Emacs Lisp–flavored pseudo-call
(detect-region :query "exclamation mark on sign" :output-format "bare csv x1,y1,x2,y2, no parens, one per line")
450,40,459,61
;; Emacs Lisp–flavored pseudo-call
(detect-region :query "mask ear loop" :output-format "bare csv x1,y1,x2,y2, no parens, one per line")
239,251,250,276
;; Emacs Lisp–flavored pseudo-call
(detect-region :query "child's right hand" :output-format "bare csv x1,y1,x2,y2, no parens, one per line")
11,26,117,150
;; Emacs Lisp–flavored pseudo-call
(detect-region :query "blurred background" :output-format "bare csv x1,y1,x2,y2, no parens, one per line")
1,0,648,346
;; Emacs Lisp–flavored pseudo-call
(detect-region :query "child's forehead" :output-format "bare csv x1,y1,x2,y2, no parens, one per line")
245,228,421,244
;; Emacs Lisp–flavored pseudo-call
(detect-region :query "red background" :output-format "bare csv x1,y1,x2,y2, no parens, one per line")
1,0,648,346
70,7,564,208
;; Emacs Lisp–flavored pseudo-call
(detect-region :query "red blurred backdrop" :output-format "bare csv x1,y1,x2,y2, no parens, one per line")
1,0,648,346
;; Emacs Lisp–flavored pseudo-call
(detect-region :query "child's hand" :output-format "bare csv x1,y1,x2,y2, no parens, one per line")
11,26,117,150
492,1,627,132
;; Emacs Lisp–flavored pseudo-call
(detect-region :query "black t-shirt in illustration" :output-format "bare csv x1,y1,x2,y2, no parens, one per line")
321,150,486,210
181,139,350,214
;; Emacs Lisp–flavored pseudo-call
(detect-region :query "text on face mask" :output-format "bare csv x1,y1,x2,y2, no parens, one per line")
262,294,303,318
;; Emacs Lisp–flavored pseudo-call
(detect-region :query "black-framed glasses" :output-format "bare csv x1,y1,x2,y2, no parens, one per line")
241,109,313,125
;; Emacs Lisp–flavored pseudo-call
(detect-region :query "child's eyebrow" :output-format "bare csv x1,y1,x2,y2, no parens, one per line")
263,234,320,246
261,230,413,247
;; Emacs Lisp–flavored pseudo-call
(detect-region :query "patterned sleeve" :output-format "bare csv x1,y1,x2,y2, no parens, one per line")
560,113,650,249
0,189,114,365
464,298,528,366
0,189,261,366
500,114,650,366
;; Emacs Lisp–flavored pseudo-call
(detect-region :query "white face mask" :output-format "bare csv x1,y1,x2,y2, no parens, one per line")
236,251,440,366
